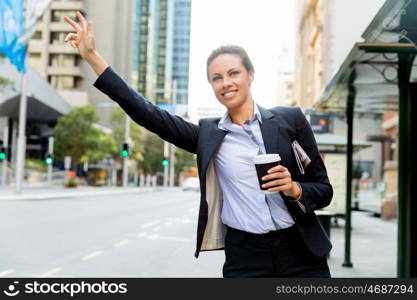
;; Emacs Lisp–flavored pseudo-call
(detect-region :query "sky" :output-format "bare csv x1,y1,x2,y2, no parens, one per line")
188,0,296,122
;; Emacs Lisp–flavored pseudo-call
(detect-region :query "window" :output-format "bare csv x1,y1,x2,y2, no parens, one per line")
32,31,42,40
50,32,60,45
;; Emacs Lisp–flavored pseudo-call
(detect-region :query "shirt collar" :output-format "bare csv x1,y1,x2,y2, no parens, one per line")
218,101,262,130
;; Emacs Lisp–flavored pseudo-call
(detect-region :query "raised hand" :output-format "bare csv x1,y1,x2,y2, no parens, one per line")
64,11,108,75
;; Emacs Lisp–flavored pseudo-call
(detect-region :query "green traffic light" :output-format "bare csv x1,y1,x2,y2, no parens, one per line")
45,157,53,165
162,159,169,166
121,150,129,157
0,153,6,161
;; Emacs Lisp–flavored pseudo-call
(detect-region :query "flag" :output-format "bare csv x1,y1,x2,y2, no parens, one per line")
20,0,52,45
0,0,52,72
0,0,26,72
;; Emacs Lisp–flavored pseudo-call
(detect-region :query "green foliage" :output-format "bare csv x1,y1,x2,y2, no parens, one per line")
175,148,196,175
140,132,165,174
109,107,145,163
54,105,116,166
0,76,13,87
25,158,47,172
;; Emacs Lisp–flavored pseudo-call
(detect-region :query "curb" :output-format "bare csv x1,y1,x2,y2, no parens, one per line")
0,187,164,201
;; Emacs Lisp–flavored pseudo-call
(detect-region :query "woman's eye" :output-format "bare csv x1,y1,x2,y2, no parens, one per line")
231,71,239,76
212,77,221,81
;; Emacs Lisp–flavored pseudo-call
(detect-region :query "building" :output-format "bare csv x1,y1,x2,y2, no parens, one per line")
276,48,295,106
294,0,388,214
27,0,135,126
132,0,192,117
294,0,385,108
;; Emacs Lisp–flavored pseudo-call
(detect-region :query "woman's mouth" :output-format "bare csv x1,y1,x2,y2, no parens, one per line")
221,90,238,100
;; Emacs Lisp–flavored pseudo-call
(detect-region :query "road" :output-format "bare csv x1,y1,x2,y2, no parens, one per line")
0,188,224,277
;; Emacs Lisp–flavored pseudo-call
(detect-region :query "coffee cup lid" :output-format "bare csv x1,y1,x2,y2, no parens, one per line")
253,153,281,164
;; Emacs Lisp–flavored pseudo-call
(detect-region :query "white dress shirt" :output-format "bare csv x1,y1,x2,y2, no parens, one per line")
214,102,295,233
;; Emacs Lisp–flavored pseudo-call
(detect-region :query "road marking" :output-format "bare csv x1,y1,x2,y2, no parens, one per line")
0,269,15,277
136,232,147,238
164,222,173,227
147,234,191,243
152,226,162,232
35,268,62,278
82,251,103,261
140,220,161,229
114,240,129,247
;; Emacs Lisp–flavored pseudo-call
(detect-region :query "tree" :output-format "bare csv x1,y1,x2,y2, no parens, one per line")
54,105,115,169
175,147,197,177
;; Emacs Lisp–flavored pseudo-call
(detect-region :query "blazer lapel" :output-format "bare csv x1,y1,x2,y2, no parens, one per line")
258,105,280,154
201,124,228,175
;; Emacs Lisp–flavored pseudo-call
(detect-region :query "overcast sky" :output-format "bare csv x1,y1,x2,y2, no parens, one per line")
188,0,296,122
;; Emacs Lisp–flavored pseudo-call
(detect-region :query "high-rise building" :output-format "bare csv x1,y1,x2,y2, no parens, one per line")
132,0,192,117
294,0,385,109
27,0,135,126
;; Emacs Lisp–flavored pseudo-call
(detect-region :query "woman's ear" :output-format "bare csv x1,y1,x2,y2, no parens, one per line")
249,71,255,85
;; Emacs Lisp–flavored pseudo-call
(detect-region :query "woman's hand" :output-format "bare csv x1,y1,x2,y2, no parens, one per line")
64,11,108,75
261,165,302,199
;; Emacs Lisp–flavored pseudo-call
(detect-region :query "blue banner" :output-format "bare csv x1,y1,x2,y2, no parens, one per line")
0,0,27,72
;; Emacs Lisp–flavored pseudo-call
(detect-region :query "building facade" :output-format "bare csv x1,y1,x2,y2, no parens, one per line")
132,0,192,117
294,0,385,108
27,0,135,126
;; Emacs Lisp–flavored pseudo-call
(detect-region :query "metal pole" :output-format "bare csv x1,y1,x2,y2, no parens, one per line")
169,80,177,187
163,141,169,187
47,136,54,184
15,72,28,194
122,115,130,188
343,69,356,268
397,53,415,277
1,122,9,186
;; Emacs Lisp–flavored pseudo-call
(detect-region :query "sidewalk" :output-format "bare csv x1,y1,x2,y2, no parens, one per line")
327,211,397,277
0,185,159,201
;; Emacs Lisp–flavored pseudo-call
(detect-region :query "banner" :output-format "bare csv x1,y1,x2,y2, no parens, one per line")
0,0,26,72
0,0,52,72
20,0,52,45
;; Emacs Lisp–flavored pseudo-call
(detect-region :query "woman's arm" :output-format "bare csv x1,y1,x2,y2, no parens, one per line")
64,12,199,153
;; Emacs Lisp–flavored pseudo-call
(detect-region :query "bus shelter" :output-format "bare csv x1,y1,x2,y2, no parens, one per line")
314,0,417,277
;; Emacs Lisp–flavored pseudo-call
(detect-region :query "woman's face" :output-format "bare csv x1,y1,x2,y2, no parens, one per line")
208,53,254,110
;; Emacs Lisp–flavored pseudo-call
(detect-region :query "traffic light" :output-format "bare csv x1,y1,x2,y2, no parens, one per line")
0,146,6,161
121,142,129,157
45,153,53,165
161,158,169,166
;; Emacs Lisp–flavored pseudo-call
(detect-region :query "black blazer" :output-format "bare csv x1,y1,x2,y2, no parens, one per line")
94,67,333,258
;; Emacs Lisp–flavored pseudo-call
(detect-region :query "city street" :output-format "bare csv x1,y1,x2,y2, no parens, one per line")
0,188,224,277
0,187,397,278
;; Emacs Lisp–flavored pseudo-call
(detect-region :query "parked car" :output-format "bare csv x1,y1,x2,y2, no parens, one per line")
182,177,200,191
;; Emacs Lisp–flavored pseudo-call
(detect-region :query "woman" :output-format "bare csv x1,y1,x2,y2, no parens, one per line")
64,12,333,278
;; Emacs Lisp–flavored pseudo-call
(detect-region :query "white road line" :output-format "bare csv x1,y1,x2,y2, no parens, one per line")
114,240,129,248
35,268,62,278
82,251,103,261
147,234,191,243
0,269,15,277
136,232,147,238
152,226,162,232
140,220,161,229
164,222,173,227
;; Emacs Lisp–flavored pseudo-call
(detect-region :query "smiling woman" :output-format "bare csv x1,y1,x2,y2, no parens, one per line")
64,11,333,278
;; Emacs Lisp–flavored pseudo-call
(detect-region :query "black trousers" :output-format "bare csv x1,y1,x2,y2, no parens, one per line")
223,225,331,278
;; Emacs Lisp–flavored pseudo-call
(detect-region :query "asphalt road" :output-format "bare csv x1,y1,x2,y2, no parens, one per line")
0,188,225,277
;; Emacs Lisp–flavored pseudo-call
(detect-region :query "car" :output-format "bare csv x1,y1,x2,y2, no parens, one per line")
182,177,200,191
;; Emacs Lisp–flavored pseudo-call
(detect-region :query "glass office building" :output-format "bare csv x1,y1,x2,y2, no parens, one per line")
133,0,192,117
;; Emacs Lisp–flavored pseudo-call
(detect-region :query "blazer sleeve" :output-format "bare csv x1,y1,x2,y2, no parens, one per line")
291,107,333,214
94,67,199,154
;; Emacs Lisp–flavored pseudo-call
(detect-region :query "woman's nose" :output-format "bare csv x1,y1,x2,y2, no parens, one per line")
222,76,232,88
